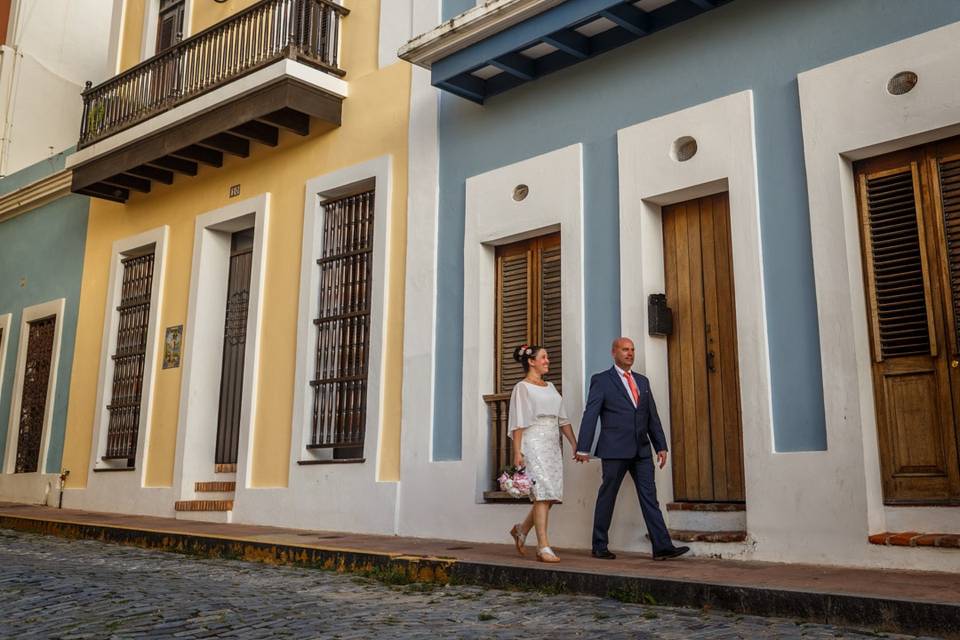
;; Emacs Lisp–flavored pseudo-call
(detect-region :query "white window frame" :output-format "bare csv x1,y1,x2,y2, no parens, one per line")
292,156,392,469
0,313,11,404
173,194,269,494
3,299,66,475
89,226,169,477
463,143,585,497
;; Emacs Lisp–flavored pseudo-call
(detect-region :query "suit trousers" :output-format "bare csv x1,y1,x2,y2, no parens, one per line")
593,456,673,554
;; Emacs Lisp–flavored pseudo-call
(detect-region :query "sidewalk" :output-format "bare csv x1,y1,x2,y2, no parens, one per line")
1,501,957,638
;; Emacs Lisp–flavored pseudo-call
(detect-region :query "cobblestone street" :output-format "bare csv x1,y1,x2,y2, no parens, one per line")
0,528,941,639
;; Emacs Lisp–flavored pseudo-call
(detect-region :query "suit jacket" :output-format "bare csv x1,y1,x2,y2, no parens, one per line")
575,367,668,460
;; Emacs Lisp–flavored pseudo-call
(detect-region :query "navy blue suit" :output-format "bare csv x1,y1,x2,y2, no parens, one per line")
576,367,674,555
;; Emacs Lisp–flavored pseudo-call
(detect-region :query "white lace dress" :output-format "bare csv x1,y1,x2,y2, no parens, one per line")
508,381,570,502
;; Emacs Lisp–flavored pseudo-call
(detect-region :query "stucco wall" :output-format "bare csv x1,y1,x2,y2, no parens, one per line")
62,1,411,529
432,0,960,459
0,152,88,478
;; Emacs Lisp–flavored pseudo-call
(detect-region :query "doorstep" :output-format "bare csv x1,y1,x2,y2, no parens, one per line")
869,531,960,549
0,502,958,638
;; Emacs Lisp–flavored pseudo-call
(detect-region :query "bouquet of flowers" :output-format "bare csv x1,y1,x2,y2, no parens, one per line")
498,465,533,499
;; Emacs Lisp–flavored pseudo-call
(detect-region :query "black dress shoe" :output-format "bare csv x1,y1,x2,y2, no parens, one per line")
653,545,690,561
591,549,617,560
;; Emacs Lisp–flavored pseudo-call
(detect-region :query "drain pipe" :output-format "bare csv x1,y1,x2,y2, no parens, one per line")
58,469,69,509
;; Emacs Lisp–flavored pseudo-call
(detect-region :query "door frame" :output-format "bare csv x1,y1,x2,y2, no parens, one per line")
173,194,269,499
616,91,768,512
141,0,194,62
3,299,65,475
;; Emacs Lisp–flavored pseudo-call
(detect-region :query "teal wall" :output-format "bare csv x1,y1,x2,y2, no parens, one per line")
0,151,88,473
433,0,960,459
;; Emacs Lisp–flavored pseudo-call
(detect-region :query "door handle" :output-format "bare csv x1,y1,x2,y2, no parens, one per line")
707,350,716,372
952,358,959,369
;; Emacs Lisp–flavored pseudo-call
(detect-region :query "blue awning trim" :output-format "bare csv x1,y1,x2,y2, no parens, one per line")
432,0,730,103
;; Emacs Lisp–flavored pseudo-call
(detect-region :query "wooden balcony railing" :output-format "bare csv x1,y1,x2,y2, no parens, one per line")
78,0,348,149
483,392,517,501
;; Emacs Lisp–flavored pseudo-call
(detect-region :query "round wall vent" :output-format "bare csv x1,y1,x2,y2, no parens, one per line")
671,136,698,162
512,184,529,201
887,71,918,96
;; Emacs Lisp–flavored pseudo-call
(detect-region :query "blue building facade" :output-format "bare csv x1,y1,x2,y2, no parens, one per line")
0,152,88,503
397,0,960,570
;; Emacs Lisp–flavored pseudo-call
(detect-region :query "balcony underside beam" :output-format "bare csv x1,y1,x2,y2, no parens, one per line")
71,78,343,202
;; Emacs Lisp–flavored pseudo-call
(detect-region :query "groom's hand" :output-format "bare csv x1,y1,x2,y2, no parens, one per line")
656,451,667,469
574,452,590,463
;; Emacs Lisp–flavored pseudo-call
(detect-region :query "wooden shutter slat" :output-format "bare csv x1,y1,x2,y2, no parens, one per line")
496,250,532,393
937,157,960,350
859,165,935,361
540,240,562,393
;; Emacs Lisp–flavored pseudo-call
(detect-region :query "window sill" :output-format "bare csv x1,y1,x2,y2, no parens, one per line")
482,490,530,504
297,458,365,466
93,467,136,473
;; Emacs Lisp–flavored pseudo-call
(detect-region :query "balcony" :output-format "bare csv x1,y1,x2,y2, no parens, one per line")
69,0,348,202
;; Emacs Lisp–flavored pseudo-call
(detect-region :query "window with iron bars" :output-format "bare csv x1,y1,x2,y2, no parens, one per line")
104,252,155,466
309,190,374,457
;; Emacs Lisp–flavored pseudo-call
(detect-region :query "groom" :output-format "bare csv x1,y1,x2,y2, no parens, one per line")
575,337,689,561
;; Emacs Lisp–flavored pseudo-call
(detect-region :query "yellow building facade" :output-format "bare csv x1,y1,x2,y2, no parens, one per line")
59,0,423,530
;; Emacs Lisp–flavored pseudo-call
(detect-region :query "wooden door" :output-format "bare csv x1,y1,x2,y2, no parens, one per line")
663,193,745,502
215,230,253,465
156,0,185,53
14,316,56,474
855,140,960,504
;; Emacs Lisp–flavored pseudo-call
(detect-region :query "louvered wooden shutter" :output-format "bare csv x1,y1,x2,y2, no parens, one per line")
937,157,960,349
495,234,562,393
496,246,532,393
859,163,936,361
540,236,562,393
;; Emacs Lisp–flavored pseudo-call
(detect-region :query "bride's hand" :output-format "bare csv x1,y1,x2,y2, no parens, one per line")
513,453,524,468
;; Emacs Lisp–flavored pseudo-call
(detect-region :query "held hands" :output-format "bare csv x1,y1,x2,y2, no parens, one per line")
656,450,668,469
573,452,590,463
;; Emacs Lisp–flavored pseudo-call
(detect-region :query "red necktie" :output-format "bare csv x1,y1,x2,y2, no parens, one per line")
623,371,640,406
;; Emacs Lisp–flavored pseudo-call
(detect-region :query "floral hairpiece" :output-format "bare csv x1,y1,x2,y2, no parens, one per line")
518,344,533,357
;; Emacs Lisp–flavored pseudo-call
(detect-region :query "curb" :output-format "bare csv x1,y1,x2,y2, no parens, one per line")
2,513,958,639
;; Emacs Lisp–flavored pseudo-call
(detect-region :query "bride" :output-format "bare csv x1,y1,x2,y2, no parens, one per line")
507,344,580,563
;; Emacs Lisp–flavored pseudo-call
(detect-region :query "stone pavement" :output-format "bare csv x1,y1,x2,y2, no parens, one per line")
0,502,958,638
0,528,941,639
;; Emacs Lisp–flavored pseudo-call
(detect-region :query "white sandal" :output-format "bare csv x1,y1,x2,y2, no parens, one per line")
536,546,560,563
509,523,528,556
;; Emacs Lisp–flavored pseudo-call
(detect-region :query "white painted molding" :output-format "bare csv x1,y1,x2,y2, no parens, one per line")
798,20,960,536
106,0,125,75
0,313,11,407
3,298,66,475
616,90,770,514
400,0,564,67
293,156,392,474
462,143,585,492
173,194,270,495
0,169,72,224
379,0,413,69
88,226,169,482
66,58,348,170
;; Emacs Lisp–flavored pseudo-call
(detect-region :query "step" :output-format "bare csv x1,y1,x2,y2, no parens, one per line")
666,502,746,533
174,499,233,512
869,531,960,549
214,463,237,474
669,529,748,543
195,481,236,493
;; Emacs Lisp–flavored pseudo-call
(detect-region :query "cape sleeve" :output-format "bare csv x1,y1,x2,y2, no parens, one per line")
554,383,571,426
507,383,531,438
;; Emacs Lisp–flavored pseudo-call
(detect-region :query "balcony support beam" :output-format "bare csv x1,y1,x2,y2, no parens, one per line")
171,144,224,167
148,156,199,176
102,173,151,193
199,133,250,158
229,121,280,147
128,164,174,185
259,108,310,136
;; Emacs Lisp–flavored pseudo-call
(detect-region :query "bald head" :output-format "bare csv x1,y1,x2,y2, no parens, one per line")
611,337,635,370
